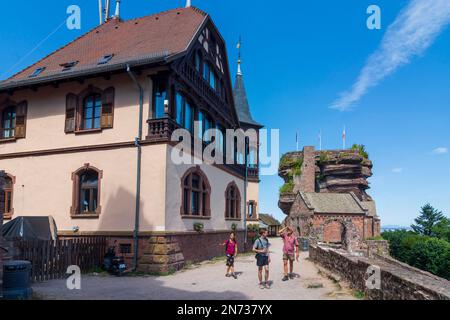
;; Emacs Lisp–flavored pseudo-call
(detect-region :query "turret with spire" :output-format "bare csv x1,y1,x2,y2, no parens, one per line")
233,38,262,129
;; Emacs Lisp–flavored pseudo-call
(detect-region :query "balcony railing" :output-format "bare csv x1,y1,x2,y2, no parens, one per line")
146,118,180,142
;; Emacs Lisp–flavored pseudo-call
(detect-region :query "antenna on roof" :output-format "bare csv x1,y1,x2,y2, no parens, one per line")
105,0,111,21
186,0,192,7
98,0,103,25
114,0,121,19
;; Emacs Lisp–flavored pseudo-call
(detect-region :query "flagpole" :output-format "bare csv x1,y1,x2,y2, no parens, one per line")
296,131,299,151
319,130,322,151
342,126,346,150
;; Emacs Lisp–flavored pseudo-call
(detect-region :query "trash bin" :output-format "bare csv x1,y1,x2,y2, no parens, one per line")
299,238,310,252
2,260,32,300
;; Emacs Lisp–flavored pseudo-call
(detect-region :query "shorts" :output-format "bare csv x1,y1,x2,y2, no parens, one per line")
226,254,235,267
256,255,269,267
283,253,295,261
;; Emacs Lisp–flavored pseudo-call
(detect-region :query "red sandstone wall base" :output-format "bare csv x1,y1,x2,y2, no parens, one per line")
61,230,252,275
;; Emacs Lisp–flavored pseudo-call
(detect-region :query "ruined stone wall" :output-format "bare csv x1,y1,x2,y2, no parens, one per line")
309,244,450,300
297,146,315,193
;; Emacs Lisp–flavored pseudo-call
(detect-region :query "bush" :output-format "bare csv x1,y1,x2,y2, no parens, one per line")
409,237,450,279
351,144,369,159
193,222,204,233
382,230,450,280
279,181,294,194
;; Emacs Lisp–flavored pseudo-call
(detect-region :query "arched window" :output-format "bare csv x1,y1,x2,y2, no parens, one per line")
82,94,102,130
1,174,15,219
225,182,241,220
71,164,102,217
181,167,211,218
2,106,16,139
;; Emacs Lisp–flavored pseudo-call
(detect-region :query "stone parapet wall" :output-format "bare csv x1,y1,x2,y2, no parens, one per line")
309,244,450,300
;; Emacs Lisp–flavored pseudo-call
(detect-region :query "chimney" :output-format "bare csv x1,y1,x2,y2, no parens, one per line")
186,0,192,8
98,0,103,24
114,0,121,19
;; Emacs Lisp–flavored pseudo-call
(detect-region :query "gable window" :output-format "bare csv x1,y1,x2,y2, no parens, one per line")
203,62,210,82
225,182,241,220
71,164,102,218
194,52,202,72
65,86,115,134
181,167,211,218
175,92,194,133
0,100,27,141
82,94,102,130
202,61,218,89
1,174,15,219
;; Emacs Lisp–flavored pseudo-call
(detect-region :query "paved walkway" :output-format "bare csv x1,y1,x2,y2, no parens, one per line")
32,238,355,300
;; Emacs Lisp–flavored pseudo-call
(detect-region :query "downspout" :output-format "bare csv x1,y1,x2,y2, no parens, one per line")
127,64,143,271
243,137,249,246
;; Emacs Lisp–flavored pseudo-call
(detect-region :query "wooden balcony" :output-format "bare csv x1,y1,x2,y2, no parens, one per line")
146,118,180,143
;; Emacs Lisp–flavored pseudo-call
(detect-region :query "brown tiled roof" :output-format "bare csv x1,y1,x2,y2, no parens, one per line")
1,7,207,90
259,214,281,226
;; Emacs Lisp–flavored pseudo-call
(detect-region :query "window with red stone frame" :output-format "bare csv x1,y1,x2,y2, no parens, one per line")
2,174,15,220
225,182,241,220
181,167,211,218
71,164,103,218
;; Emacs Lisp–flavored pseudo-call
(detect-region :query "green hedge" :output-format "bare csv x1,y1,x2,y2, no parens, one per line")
382,230,450,280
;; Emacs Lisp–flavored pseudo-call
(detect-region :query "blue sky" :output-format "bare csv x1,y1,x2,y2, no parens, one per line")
1,0,449,226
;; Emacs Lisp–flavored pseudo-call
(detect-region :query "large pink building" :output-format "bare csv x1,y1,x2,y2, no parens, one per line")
0,6,262,272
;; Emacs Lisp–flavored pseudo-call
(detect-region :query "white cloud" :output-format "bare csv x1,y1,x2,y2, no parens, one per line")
392,168,403,173
331,0,450,111
432,147,448,155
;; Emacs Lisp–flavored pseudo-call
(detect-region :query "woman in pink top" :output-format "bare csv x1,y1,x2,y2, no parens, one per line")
220,232,238,279
279,226,299,281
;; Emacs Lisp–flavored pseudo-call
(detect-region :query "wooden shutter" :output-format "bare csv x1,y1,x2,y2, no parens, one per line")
15,101,28,139
101,87,114,129
65,94,78,133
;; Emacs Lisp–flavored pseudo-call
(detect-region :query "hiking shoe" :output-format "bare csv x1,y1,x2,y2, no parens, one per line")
289,274,295,279
282,276,289,281
259,283,265,289
225,274,231,277
265,282,272,289
232,273,238,279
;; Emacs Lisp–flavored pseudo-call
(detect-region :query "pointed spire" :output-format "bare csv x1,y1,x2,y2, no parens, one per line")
237,36,242,75
186,0,192,7
233,37,262,128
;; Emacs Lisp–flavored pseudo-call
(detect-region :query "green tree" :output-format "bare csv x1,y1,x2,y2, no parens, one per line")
408,237,450,280
411,204,445,237
432,217,450,242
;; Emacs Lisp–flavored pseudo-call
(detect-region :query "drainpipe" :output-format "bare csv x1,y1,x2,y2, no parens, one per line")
243,137,249,246
127,64,143,271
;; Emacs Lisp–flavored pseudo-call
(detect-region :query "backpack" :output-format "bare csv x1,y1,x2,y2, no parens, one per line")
254,237,270,259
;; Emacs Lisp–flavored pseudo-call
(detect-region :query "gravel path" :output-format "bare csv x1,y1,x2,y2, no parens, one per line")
32,238,355,300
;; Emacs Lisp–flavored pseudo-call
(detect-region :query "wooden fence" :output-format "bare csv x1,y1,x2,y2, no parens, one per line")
14,237,108,282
